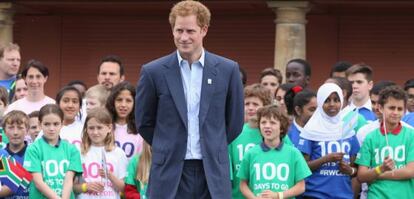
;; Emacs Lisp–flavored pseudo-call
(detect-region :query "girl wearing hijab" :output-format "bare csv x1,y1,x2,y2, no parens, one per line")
297,83,360,199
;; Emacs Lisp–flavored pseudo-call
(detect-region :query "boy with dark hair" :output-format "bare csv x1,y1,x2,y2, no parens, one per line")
344,63,376,121
403,79,414,113
370,81,396,120
0,110,30,198
330,61,352,78
356,85,414,199
401,79,414,128
355,81,399,199
286,59,311,88
238,105,311,198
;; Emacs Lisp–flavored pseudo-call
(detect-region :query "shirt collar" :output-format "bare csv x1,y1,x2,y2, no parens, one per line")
260,141,284,152
380,122,402,135
5,141,27,157
42,136,62,148
349,98,372,111
176,49,205,67
293,118,304,132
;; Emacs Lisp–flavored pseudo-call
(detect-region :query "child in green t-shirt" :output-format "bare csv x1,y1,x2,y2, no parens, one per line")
356,85,414,198
23,104,83,199
229,83,273,199
238,105,311,199
124,141,151,199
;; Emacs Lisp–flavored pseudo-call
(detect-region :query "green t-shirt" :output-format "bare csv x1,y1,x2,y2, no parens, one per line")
355,126,414,198
228,123,292,199
237,142,311,199
23,137,83,199
125,155,148,199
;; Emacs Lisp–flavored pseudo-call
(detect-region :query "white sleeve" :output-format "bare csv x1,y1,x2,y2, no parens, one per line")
114,148,128,179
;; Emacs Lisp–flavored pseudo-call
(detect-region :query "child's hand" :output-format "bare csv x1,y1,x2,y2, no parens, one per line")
338,161,353,175
260,190,279,199
324,152,344,163
98,168,110,179
381,156,395,172
87,182,105,193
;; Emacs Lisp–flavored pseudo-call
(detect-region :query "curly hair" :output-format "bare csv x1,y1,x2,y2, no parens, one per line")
244,83,273,106
256,105,290,140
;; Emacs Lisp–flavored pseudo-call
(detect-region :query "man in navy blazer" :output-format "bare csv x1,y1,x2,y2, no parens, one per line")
135,1,244,198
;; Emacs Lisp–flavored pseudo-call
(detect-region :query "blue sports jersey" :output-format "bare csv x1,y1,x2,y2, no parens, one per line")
288,123,301,148
0,143,29,199
297,136,360,199
358,107,376,121
0,77,16,93
402,112,414,127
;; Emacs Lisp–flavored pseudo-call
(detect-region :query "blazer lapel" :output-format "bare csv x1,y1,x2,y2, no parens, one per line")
163,53,188,130
199,52,218,128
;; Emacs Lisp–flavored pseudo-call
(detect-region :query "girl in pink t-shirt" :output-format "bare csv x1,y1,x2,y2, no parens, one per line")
106,82,143,160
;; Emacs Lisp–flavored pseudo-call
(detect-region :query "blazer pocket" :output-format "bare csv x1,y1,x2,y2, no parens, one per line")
152,151,166,165
218,149,229,164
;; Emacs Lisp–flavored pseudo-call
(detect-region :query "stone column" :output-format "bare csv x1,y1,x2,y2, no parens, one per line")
0,3,14,47
267,1,310,81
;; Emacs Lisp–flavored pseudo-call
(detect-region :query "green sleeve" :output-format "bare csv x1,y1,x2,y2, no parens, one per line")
236,149,251,181
67,145,83,174
355,135,372,167
23,144,42,172
293,148,311,183
125,155,139,186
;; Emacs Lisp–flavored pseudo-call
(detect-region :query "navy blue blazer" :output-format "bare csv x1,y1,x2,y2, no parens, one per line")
135,51,244,199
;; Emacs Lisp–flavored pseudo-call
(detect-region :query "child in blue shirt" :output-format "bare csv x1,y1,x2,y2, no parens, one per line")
0,110,30,199
298,83,360,199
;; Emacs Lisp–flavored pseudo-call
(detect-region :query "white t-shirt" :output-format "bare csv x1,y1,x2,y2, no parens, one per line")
77,146,128,199
5,96,55,115
36,120,84,150
60,120,84,150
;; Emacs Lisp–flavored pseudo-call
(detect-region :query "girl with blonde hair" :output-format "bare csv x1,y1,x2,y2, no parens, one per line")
74,108,128,199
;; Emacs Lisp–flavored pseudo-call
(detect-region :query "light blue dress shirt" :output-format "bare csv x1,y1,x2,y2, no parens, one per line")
177,50,205,160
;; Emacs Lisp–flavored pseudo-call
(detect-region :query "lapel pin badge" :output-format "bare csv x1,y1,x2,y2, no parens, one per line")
208,78,212,85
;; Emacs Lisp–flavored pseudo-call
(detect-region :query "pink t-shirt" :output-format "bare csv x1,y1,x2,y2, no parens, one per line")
5,96,55,115
114,123,143,160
